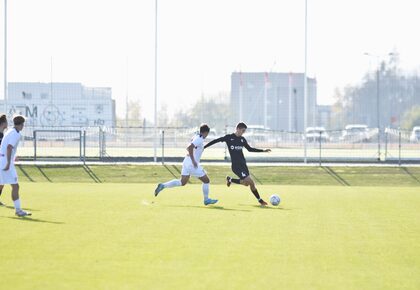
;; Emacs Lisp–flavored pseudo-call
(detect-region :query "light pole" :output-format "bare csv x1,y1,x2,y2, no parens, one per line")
153,0,158,162
3,0,7,115
364,52,394,161
303,0,308,163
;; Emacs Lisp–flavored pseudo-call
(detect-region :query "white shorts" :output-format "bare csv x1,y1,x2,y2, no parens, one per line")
181,158,206,178
0,163,18,184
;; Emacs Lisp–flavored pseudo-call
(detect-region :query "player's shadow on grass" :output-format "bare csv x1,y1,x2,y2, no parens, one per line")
1,216,64,224
4,205,41,212
239,204,293,210
165,204,251,212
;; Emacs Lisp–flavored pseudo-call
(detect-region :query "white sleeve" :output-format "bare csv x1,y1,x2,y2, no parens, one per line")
191,135,203,147
7,132,20,148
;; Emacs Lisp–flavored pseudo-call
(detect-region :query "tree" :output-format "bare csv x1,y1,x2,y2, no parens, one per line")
401,106,420,130
170,97,230,132
332,52,420,129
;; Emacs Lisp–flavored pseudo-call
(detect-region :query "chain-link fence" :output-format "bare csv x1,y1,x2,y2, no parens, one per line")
15,126,420,164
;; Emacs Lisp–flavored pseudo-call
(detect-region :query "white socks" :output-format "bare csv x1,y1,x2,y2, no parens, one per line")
163,179,182,188
162,180,210,201
13,199,21,210
202,183,209,200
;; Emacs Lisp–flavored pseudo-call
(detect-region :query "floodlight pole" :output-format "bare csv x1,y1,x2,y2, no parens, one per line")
364,52,394,162
3,0,7,114
153,0,158,162
303,0,308,163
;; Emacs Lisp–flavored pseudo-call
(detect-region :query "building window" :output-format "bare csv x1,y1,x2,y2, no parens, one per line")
41,93,49,99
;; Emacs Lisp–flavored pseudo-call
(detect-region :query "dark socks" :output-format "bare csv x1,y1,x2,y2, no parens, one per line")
251,189,261,200
231,178,241,184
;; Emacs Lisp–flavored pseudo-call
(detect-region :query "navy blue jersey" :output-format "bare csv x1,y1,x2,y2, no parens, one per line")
204,133,263,165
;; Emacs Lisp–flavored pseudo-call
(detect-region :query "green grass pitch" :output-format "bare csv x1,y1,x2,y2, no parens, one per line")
0,165,419,289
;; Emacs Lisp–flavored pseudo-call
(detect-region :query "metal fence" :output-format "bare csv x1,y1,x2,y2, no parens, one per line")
16,126,420,164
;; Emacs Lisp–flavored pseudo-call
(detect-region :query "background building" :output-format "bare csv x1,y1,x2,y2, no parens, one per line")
1,82,116,127
230,72,318,132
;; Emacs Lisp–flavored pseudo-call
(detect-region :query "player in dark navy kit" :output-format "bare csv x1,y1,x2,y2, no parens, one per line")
0,114,8,206
204,122,271,206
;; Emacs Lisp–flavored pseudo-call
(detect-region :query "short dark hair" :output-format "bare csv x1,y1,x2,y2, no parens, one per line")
0,114,7,125
236,122,247,129
13,115,26,126
199,124,210,134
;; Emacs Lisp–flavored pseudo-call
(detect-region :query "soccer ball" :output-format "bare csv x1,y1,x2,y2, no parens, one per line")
269,194,281,206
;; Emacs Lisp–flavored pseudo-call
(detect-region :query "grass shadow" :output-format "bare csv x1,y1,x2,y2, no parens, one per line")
250,172,263,185
163,164,178,179
322,166,350,186
17,165,35,182
36,166,52,182
401,167,420,184
82,165,102,183
163,165,192,184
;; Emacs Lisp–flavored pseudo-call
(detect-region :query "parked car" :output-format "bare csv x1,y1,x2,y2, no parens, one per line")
341,124,370,142
304,127,329,142
243,125,270,142
410,126,420,143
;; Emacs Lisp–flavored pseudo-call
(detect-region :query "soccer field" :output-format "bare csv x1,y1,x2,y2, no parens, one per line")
0,180,419,289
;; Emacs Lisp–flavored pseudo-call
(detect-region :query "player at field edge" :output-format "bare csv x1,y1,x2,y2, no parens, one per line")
0,114,7,206
204,122,271,206
0,115,31,216
154,124,218,206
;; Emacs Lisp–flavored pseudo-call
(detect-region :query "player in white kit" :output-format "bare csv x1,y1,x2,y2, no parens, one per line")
0,113,8,206
0,115,31,217
154,124,218,205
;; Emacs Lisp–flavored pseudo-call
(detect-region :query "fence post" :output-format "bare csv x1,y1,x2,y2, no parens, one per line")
319,131,322,166
33,130,37,161
377,127,381,162
98,127,103,160
398,128,402,166
83,130,86,165
161,130,165,165
224,125,228,161
79,131,82,161
384,129,388,161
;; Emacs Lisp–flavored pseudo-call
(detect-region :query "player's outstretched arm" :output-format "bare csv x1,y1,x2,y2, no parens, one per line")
204,136,226,149
243,139,271,153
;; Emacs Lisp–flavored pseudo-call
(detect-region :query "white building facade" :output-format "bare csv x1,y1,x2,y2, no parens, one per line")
1,82,116,127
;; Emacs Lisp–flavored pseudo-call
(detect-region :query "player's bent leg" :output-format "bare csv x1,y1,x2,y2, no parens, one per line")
180,175,190,186
155,176,186,196
243,177,267,206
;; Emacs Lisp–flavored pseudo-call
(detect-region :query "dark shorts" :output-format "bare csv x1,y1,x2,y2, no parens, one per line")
232,163,250,180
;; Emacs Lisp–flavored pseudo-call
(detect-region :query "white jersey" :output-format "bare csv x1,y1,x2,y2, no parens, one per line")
185,133,205,164
0,128,21,165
